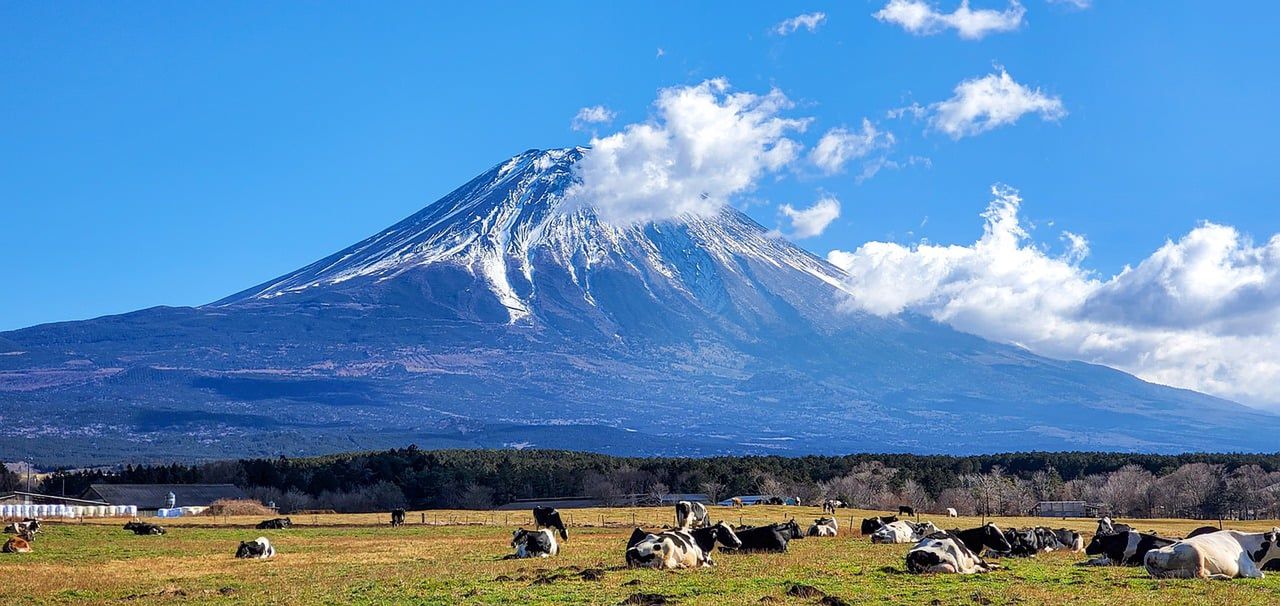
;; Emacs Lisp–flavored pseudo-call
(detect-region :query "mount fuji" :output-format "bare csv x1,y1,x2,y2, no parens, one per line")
3,148,1276,465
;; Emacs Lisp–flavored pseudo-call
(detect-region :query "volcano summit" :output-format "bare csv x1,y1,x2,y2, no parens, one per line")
2,149,1275,465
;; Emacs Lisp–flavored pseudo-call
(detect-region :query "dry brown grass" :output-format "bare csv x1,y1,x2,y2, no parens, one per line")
201,499,276,517
3,506,1280,605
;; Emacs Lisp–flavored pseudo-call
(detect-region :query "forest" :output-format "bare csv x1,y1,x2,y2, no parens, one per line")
29,448,1280,518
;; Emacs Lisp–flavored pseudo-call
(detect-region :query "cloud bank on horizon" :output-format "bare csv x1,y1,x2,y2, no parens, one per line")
827,186,1280,407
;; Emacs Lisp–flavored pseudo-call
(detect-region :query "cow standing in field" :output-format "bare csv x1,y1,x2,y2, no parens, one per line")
235,537,276,559
256,517,292,530
675,501,709,530
625,522,742,569
730,497,743,508
822,500,843,515
898,505,915,517
532,507,568,541
1144,529,1280,579
123,521,166,535
391,509,406,527
511,528,559,558
945,508,958,517
807,517,838,537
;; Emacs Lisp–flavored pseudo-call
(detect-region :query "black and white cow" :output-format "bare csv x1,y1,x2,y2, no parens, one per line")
898,505,915,517
906,531,998,574
675,501,709,530
860,515,897,536
511,528,559,558
1084,530,1175,566
872,520,941,544
390,509,406,527
948,523,1013,555
723,521,796,553
3,519,39,536
807,517,838,537
1144,529,1280,579
256,517,292,530
1096,517,1132,536
822,500,843,515
533,507,568,541
1052,528,1084,552
123,521,166,535
235,537,276,559
625,522,742,569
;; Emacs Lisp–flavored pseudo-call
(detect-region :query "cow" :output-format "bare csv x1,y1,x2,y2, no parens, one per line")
511,528,559,558
898,505,915,517
722,522,794,553
235,537,276,559
1144,528,1280,579
1052,528,1084,552
533,507,568,541
1096,517,1132,536
2,536,31,554
860,515,897,536
390,509,406,527
998,528,1040,557
807,517,838,537
1083,530,1175,566
625,522,742,569
822,499,843,515
123,521,166,535
3,519,39,536
907,532,998,574
1187,525,1221,539
730,497,743,508
948,523,1013,555
872,520,940,544
675,501,709,530
256,517,292,530
945,508,958,518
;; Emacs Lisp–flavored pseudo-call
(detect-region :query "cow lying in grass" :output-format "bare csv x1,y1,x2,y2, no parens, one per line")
3,519,39,536
948,523,1012,556
2,536,31,554
1144,529,1280,579
907,531,998,574
123,521,166,535
511,528,559,558
625,522,742,569
1083,530,1175,566
235,537,276,559
723,520,801,554
860,515,897,536
871,520,940,544
256,517,292,530
808,517,838,537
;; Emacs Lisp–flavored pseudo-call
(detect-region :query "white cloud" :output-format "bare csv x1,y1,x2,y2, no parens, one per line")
780,196,841,238
810,120,895,174
571,105,616,131
1048,0,1091,9
826,186,1280,407
568,79,809,225
874,0,1026,40
929,69,1066,139
774,12,827,35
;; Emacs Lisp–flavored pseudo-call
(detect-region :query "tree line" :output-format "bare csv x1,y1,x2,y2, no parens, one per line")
30,448,1280,518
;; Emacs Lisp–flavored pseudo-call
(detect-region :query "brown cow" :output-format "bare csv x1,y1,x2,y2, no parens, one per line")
3,537,31,553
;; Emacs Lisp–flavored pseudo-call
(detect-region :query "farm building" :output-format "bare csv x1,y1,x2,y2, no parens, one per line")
0,491,107,508
1031,500,1102,518
83,484,248,512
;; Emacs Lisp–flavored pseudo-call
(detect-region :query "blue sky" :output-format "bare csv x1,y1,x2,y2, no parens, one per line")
3,2,1279,403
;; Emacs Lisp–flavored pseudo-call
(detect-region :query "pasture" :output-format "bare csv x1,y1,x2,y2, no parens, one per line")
3,506,1280,605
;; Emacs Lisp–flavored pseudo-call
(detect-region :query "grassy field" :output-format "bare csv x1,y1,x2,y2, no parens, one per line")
3,506,1280,605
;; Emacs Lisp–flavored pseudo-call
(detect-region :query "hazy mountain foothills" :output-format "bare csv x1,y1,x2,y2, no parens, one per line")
1,149,1276,466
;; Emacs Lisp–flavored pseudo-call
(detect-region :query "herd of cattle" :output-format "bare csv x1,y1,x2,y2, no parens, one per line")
6,503,1280,579
511,503,1280,580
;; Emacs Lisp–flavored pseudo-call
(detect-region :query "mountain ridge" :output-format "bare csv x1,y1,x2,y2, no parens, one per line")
1,148,1276,466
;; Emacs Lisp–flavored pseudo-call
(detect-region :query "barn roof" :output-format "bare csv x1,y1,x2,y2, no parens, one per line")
84,484,247,509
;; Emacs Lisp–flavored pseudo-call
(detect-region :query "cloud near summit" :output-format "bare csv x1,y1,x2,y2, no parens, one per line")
568,79,809,225
827,186,1280,407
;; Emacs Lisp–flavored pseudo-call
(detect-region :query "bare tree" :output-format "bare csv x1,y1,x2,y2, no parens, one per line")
699,480,725,504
